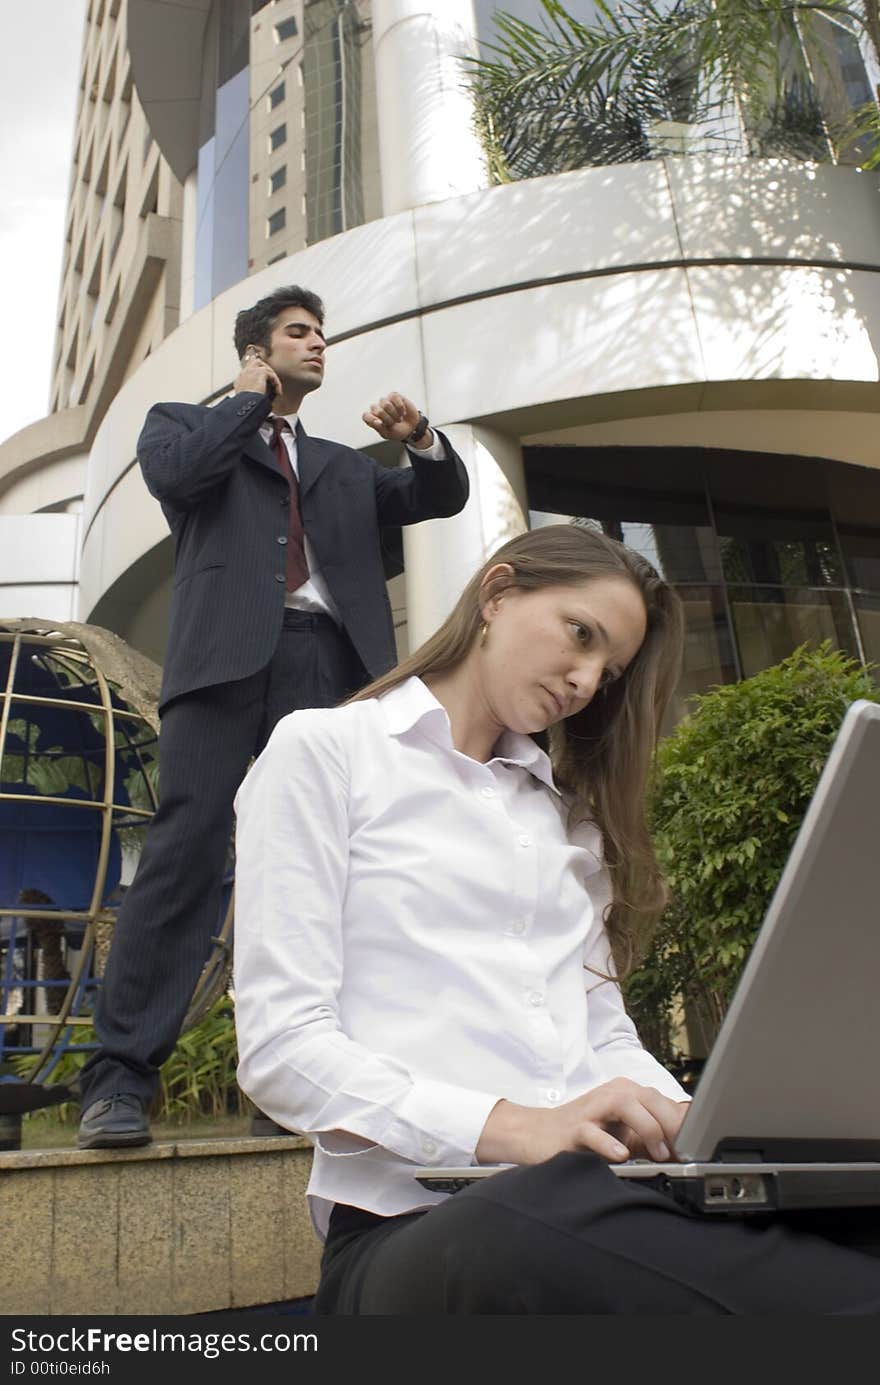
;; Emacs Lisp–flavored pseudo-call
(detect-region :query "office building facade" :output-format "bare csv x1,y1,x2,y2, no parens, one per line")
2,0,880,716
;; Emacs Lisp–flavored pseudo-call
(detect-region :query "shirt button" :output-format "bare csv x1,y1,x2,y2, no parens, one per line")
528,991,544,1007
481,786,495,798
511,920,526,935
518,834,532,848
274,574,285,583
277,536,288,545
546,1088,562,1103
422,1139,437,1156
280,496,290,507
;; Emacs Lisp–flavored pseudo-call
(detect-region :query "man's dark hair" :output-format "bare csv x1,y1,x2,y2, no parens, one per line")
233,285,325,358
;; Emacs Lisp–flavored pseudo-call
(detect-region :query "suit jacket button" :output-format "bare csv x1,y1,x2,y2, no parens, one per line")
280,495,289,506
274,573,285,583
277,536,288,545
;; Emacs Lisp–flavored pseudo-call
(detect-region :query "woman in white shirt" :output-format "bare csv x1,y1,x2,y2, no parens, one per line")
233,524,880,1314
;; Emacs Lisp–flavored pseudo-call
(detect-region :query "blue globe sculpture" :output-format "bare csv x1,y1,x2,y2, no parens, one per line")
0,621,232,1141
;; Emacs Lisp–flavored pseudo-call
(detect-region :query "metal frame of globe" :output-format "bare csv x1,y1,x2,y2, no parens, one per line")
182,892,233,1029
1,624,240,1092
0,628,158,1081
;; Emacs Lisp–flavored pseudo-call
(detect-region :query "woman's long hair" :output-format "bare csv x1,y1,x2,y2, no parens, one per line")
349,524,684,975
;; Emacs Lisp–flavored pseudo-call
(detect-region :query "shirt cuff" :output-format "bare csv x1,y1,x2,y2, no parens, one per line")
382,1078,500,1165
405,432,445,461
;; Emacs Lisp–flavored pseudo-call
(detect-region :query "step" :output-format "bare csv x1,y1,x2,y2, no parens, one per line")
0,1135,321,1315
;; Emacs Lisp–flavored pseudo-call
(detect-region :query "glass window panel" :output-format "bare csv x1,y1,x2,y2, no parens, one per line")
269,81,286,109
526,447,721,584
217,0,249,87
270,122,287,151
269,164,287,195
853,594,880,680
622,522,722,585
714,506,841,587
275,16,297,42
267,207,286,235
837,525,880,594
728,586,859,678
663,585,738,732
212,66,250,301
528,511,720,585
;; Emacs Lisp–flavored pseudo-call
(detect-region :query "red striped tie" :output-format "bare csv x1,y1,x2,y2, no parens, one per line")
270,417,309,592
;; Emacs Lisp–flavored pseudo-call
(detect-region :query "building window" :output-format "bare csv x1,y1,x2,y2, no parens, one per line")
269,164,287,195
268,207,286,236
269,81,285,110
525,444,880,724
275,17,297,42
269,122,287,151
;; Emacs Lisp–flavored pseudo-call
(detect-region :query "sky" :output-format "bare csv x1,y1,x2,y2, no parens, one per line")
0,0,603,450
0,1,88,447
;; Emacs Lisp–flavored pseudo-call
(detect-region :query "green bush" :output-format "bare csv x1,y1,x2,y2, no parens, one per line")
15,996,243,1127
625,644,878,1065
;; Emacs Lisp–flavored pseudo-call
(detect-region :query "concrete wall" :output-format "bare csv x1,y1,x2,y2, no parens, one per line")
0,1135,320,1315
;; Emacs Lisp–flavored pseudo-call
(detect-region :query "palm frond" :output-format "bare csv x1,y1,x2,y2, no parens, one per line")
466,0,872,180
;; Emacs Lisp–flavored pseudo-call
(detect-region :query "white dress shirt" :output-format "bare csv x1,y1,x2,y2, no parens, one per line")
233,676,688,1241
261,412,446,622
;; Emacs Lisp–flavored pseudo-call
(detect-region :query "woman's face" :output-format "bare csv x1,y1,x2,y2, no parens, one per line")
479,573,648,734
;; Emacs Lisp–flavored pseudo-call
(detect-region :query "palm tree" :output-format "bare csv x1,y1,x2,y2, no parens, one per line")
467,0,877,180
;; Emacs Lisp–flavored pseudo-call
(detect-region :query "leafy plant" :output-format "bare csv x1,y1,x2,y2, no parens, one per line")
467,0,876,181
15,996,243,1129
625,643,878,1064
157,997,244,1122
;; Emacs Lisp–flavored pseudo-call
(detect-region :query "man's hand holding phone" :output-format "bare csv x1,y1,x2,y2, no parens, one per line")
234,348,281,399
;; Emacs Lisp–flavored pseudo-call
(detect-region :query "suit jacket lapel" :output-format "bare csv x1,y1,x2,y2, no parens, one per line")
242,431,279,475
240,419,333,495
295,421,333,499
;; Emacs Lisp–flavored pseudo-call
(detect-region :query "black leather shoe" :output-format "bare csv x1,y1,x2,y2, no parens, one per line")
249,1109,289,1137
77,1094,151,1149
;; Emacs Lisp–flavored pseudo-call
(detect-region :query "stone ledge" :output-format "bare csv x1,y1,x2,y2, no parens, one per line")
0,1136,321,1315
0,1133,310,1171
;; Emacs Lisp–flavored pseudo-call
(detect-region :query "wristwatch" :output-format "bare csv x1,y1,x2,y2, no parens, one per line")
406,412,430,445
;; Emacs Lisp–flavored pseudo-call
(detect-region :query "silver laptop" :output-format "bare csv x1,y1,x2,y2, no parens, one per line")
415,698,880,1215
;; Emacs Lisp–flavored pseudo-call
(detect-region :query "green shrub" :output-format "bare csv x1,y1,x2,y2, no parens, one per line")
625,643,878,1065
15,996,243,1127
156,997,244,1122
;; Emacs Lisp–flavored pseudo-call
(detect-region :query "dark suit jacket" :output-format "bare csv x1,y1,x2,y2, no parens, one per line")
137,391,469,709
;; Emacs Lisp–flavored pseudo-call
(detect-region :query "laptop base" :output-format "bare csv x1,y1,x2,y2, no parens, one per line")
414,1162,880,1215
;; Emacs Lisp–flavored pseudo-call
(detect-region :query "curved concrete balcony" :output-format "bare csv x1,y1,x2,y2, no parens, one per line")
78,157,880,629
0,514,81,621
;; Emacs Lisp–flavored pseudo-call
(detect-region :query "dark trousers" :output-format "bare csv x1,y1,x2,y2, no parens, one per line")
79,611,365,1108
314,1153,880,1315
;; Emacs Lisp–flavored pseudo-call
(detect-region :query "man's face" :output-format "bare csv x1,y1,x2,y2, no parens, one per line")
263,306,326,395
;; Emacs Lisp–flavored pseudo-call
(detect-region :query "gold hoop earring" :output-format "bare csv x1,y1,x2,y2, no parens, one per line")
479,622,489,648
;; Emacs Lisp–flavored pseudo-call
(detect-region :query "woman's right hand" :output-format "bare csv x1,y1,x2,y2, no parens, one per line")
475,1077,688,1166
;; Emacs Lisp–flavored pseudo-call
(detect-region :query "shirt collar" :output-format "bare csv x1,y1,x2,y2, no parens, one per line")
263,411,299,432
379,677,560,796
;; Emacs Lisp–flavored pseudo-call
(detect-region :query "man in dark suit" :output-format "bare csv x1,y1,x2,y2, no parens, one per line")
77,285,469,1148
